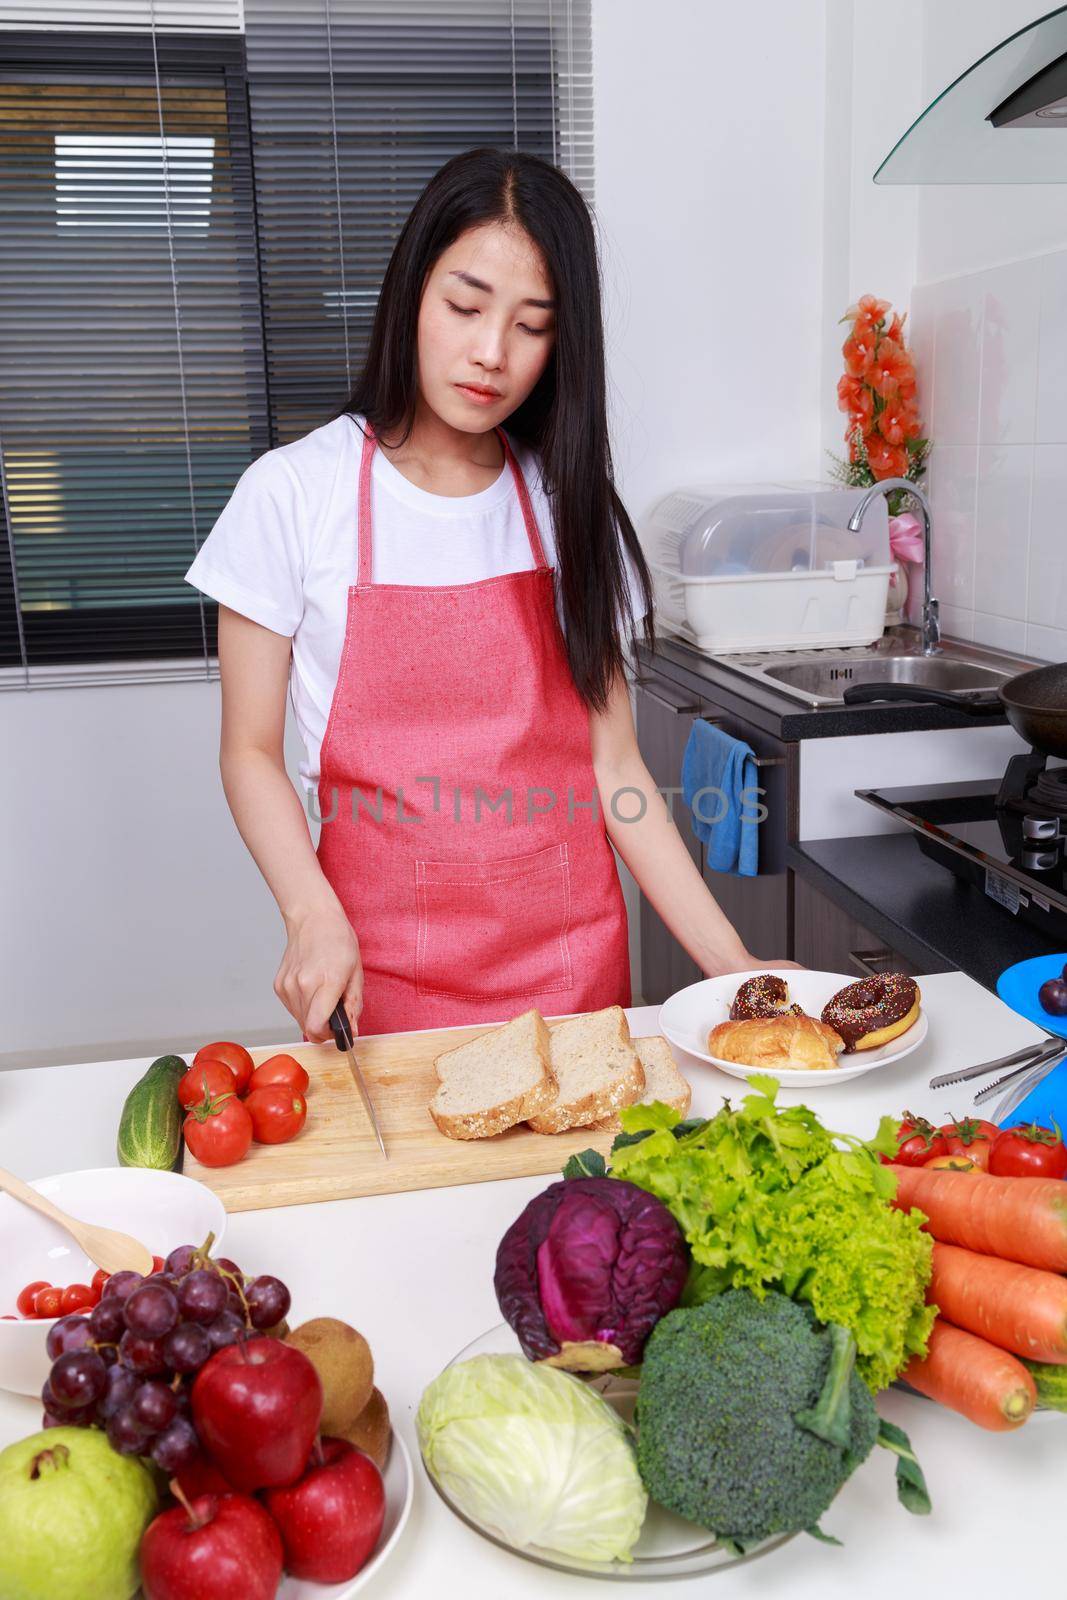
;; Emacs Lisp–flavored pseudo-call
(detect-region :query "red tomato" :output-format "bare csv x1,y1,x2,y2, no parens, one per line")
924,1154,978,1172
247,1055,310,1097
91,1268,110,1298
940,1116,998,1170
183,1093,253,1168
885,1112,947,1167
244,1086,308,1145
194,1041,255,1096
16,1281,50,1318
178,1059,237,1110
151,1256,165,1275
33,1287,64,1319
60,1284,94,1315
989,1122,1067,1180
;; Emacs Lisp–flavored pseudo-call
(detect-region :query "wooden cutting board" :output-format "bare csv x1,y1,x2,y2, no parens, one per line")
182,1015,657,1213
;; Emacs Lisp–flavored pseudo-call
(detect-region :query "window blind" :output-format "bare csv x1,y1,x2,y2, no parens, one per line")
0,0,593,686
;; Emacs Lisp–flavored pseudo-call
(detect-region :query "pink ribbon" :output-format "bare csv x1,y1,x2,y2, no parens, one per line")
889,513,924,564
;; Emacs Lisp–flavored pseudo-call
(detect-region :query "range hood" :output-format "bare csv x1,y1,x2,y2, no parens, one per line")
876,5,1067,183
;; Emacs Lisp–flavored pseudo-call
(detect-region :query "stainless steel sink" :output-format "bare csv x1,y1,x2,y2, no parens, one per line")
763,655,1013,699
711,629,1032,707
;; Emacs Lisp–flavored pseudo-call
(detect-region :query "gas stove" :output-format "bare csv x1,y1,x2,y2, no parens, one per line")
859,754,1067,943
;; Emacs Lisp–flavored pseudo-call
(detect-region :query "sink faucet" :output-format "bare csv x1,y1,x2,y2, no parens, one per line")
846,477,940,656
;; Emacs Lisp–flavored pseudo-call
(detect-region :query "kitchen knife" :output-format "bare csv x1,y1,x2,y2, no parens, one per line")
328,1001,387,1160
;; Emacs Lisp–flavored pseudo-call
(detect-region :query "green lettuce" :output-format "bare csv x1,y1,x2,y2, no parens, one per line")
608,1077,934,1392
417,1354,647,1562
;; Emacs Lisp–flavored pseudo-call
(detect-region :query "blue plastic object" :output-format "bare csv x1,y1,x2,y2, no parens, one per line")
995,953,1067,1128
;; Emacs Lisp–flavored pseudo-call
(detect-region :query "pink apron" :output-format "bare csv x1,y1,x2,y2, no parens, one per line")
312,418,631,1036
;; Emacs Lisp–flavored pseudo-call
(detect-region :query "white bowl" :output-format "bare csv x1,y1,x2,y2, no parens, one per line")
659,969,928,1088
0,1168,227,1397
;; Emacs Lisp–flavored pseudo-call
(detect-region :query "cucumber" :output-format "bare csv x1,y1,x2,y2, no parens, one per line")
116,1055,186,1171
1024,1358,1067,1413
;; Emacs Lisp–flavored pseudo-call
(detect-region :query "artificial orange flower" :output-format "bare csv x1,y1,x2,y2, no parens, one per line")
837,373,873,422
867,338,913,399
845,294,891,331
878,397,921,446
842,328,877,378
866,435,908,479
886,310,907,344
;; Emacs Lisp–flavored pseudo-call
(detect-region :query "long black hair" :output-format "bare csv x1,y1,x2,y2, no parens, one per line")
342,146,656,713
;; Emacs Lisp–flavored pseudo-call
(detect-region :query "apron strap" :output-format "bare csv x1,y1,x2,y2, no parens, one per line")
355,416,550,585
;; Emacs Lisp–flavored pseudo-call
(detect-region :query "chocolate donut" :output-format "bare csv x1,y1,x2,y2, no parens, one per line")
730,974,805,1022
821,974,920,1053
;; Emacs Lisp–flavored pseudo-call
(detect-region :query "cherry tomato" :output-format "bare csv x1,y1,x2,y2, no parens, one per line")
925,1154,978,1172
91,1268,110,1299
940,1116,999,1171
33,1287,64,1319
244,1086,308,1145
151,1256,165,1275
59,1284,94,1315
883,1112,947,1167
989,1122,1067,1180
178,1059,237,1110
183,1092,253,1168
194,1041,255,1096
247,1055,310,1097
16,1281,50,1318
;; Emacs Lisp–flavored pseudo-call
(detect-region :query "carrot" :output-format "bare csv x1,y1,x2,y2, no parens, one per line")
890,1163,1067,1272
902,1320,1036,1430
929,1242,1067,1364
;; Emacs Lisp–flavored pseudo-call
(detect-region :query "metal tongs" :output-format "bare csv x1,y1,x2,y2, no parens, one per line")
929,1034,1067,1105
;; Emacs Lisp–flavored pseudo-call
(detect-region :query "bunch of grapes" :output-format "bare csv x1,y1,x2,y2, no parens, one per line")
41,1243,290,1474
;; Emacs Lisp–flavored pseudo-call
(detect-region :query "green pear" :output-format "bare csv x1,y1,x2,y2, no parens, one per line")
0,1427,157,1600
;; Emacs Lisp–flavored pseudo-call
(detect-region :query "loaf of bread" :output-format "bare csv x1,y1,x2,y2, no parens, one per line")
707,1013,845,1071
593,1037,692,1131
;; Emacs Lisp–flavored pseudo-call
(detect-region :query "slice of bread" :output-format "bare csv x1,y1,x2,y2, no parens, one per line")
591,1036,692,1132
429,1008,557,1140
527,1006,645,1135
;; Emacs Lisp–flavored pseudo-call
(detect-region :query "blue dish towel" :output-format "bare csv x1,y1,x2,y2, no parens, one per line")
998,1054,1067,1130
681,720,759,876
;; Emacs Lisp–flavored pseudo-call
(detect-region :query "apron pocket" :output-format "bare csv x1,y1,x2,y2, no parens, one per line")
414,841,573,1001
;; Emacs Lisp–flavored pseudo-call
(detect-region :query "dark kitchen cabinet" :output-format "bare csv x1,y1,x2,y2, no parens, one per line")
791,874,928,978
634,664,797,1004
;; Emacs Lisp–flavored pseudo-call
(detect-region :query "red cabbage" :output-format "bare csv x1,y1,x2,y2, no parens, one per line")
494,1177,689,1369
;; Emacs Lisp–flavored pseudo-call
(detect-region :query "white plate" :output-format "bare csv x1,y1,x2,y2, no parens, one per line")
279,1431,414,1599
659,969,928,1088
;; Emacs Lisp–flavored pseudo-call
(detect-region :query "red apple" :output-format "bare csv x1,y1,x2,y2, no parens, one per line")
172,1449,239,1502
263,1436,386,1582
191,1336,322,1491
140,1491,283,1600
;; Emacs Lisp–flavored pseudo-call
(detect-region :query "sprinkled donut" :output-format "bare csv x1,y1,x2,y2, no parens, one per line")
821,974,920,1053
730,974,805,1022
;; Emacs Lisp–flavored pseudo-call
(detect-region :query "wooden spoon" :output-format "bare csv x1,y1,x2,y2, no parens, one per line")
0,1165,154,1276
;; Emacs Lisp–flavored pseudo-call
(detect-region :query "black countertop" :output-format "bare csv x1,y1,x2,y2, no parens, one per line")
634,630,1019,742
788,833,1059,990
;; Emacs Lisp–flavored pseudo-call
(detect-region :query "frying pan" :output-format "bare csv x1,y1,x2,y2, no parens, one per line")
842,660,1067,759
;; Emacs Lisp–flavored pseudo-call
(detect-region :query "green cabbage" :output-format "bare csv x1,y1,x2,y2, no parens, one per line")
417,1354,647,1563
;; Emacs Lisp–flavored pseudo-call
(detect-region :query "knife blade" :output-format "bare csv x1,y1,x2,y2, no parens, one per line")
328,1001,387,1160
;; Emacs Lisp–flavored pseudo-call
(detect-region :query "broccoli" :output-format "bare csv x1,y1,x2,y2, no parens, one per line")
635,1289,929,1547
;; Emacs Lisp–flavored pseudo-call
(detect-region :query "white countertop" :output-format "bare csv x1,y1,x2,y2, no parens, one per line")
0,971,1061,1597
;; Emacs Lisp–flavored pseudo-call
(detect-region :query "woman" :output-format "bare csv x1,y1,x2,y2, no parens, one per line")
185,147,793,1044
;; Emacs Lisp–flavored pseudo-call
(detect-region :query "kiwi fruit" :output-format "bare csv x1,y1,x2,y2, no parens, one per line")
285,1317,374,1433
344,1386,391,1471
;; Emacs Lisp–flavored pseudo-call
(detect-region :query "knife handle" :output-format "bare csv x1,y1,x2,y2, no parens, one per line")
328,1001,355,1052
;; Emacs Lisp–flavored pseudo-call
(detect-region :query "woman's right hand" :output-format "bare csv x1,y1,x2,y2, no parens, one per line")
275,901,364,1044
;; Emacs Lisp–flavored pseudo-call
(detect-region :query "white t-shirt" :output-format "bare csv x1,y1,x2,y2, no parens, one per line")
184,414,645,797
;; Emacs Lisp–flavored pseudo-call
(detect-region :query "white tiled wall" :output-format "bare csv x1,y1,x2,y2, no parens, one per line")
910,253,1067,662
